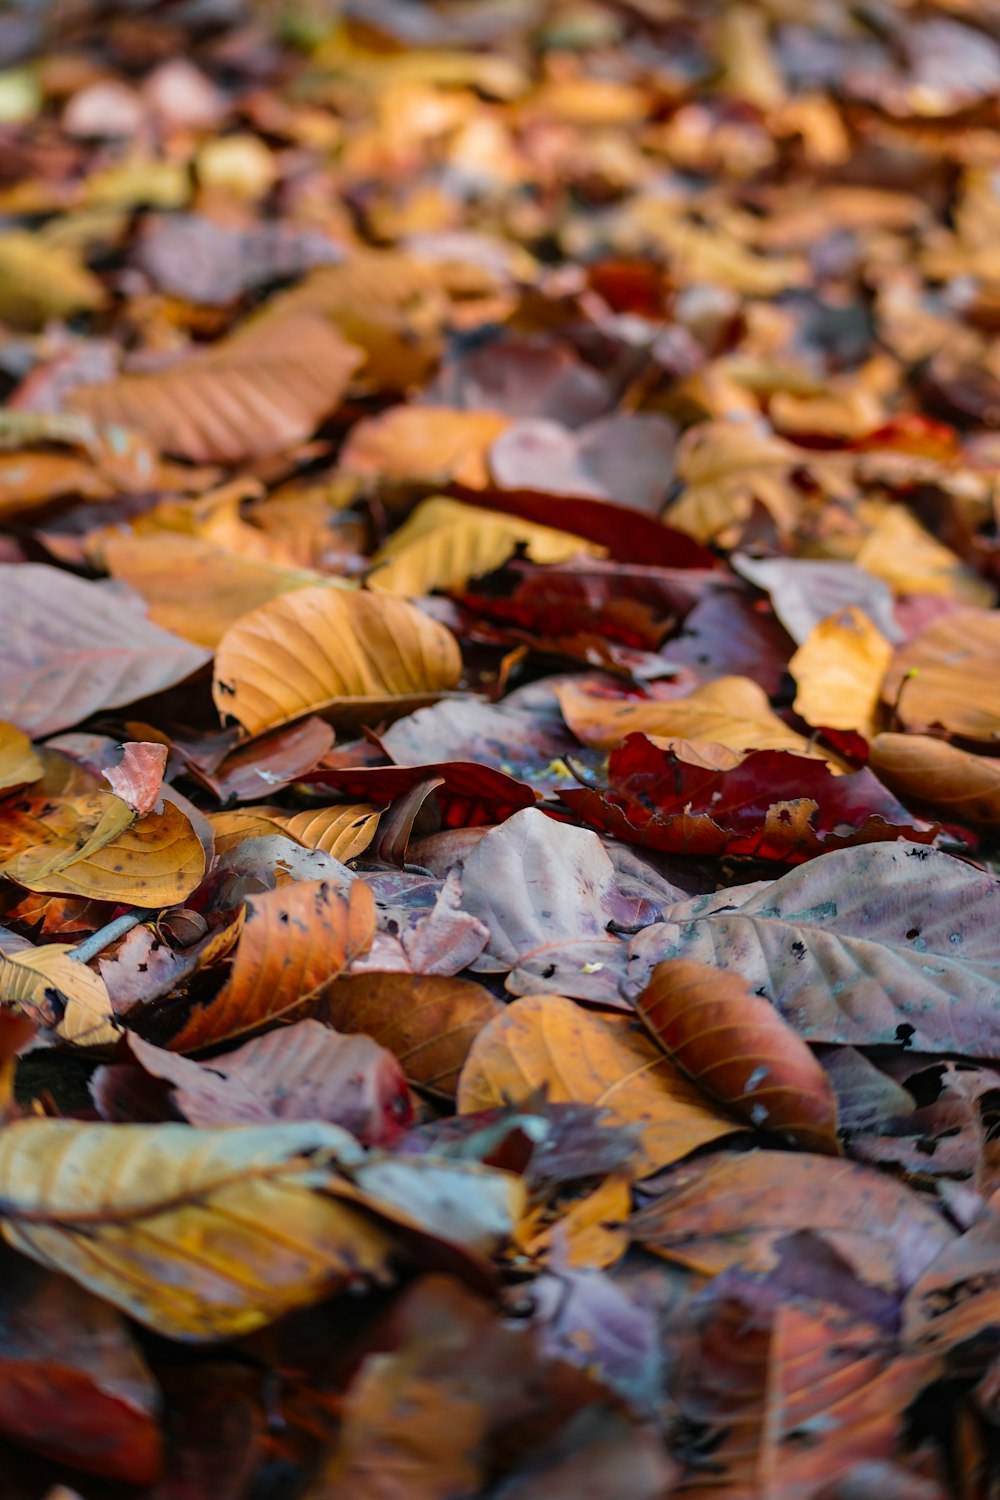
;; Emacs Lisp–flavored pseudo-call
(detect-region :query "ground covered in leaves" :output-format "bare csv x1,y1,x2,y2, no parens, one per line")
8,0,1000,1495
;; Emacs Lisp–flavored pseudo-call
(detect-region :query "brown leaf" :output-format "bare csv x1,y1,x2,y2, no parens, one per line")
870,732,1000,829
213,586,462,737
457,993,739,1177
274,803,382,861
0,722,41,795
168,878,376,1050
70,310,363,464
790,606,893,740
884,607,1000,743
0,944,117,1046
636,958,840,1154
340,407,511,490
102,741,168,816
319,972,504,1098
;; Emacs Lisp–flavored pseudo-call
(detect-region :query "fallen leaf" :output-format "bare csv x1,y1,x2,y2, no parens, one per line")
883,607,1000,743
70,310,363,464
274,803,383,860
557,676,834,761
790,606,893,740
636,958,840,1154
340,406,511,490
457,994,739,1177
213,586,462,736
96,1023,413,1145
319,972,504,1097
0,231,105,328
0,565,210,738
0,943,117,1045
168,878,375,1051
628,843,1000,1054
368,495,602,597
0,723,42,794
870,732,1000,830
102,741,168,816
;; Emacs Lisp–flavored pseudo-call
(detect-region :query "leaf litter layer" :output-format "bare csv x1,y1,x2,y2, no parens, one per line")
5,0,1000,1495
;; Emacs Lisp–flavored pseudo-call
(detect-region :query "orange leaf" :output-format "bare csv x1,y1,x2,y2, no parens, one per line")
102,742,168,817
636,959,840,1154
871,732,1000,830
168,878,376,1051
457,993,738,1177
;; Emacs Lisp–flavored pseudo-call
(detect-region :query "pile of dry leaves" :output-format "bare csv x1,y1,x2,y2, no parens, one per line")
7,0,1000,1494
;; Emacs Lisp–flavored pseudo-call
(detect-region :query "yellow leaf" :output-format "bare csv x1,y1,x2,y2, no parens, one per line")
0,232,105,329
790,606,893,740
856,505,995,606
457,993,738,1178
0,1118,395,1340
7,795,206,907
339,407,511,490
557,677,838,763
0,722,42,794
102,532,338,648
213,585,462,736
368,496,603,597
0,945,117,1046
665,421,807,543
275,803,382,861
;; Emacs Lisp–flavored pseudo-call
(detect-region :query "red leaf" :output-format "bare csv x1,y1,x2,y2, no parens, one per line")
562,736,938,863
102,741,168,816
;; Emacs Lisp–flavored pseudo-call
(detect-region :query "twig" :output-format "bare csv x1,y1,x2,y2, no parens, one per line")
70,910,148,966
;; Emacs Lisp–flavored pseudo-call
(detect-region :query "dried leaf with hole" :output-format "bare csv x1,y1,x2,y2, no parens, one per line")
70,310,363,464
368,496,603,598
557,677,837,763
636,959,840,1154
0,565,210,739
168,878,375,1051
457,993,739,1177
320,972,504,1097
883,608,1000,743
0,722,41,794
213,586,462,736
0,945,117,1046
789,606,892,740
870,732,1000,830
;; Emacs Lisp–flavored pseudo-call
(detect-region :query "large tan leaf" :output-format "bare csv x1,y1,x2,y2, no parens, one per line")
870,732,1000,830
6,796,206,907
789,605,892,739
457,993,739,1177
320,972,504,1098
0,1119,394,1340
556,677,834,762
0,790,136,883
368,496,603,598
0,723,42,794
339,407,511,490
0,945,117,1046
0,565,210,739
103,532,334,648
212,586,462,736
70,310,363,464
636,959,840,1154
169,878,376,1050
883,608,1000,743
